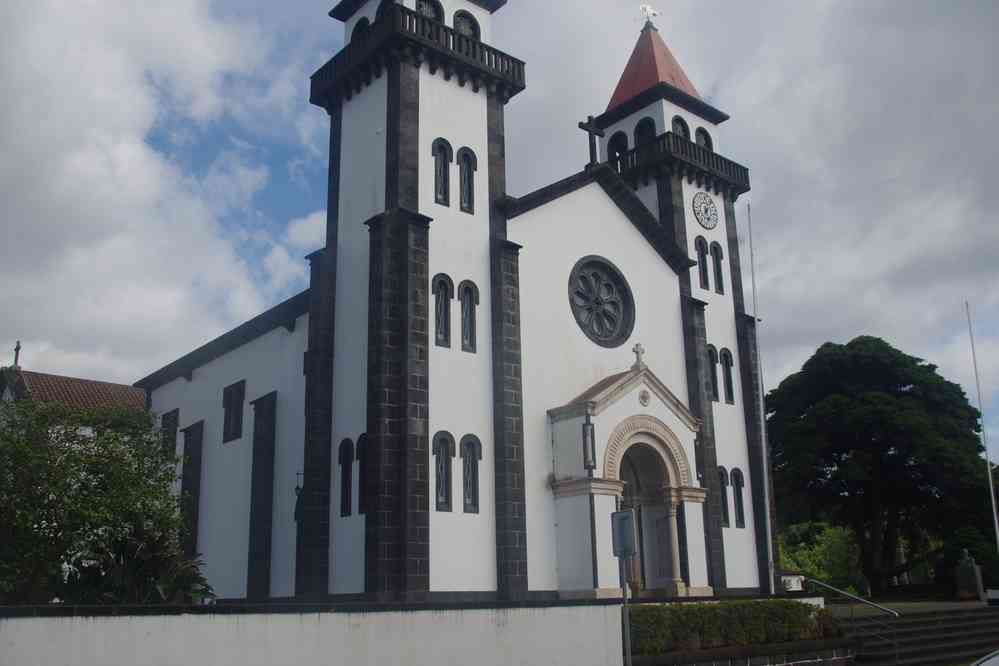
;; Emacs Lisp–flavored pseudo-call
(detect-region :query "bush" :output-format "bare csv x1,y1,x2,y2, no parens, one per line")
630,600,841,655
937,526,999,589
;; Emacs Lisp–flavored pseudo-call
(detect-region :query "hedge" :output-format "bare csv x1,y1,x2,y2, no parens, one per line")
630,600,841,655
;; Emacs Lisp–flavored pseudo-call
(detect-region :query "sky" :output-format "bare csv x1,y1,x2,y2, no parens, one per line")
1,1,996,459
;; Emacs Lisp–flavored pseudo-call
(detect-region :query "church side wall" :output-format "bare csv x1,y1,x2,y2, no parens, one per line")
510,183,687,592
680,183,759,590
150,313,309,600
419,67,497,593
330,74,387,595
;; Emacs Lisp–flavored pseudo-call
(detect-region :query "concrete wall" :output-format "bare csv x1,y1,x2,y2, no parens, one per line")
0,604,622,666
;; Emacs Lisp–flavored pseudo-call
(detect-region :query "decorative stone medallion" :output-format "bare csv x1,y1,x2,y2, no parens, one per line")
639,390,651,407
568,255,636,349
692,191,719,230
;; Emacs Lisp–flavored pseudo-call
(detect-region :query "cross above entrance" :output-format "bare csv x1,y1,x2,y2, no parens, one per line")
633,343,646,369
578,115,605,167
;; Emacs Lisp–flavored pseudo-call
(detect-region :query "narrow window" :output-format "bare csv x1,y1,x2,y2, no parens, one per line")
731,468,746,528
454,10,480,39
607,131,629,163
457,147,477,214
695,237,710,290
458,280,479,353
351,17,370,43
710,242,725,295
718,467,730,528
432,274,454,348
417,0,444,22
672,116,690,141
720,349,735,404
695,128,714,152
339,438,354,517
634,117,656,148
433,432,455,512
376,0,395,20
161,409,179,458
460,435,482,514
222,380,245,443
707,345,719,402
432,139,453,207
356,434,368,515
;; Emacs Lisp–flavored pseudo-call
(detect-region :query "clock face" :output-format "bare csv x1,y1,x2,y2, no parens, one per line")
692,192,719,230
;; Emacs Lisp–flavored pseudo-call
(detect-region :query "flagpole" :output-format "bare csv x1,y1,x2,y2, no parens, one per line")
966,301,999,554
748,202,776,593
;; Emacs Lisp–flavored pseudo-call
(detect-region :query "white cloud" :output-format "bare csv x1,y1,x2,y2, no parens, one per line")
285,210,327,252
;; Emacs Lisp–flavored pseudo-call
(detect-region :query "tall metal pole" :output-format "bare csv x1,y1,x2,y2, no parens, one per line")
965,301,999,554
748,202,776,593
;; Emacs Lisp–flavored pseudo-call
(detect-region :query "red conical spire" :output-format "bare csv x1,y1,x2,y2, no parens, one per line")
606,20,701,112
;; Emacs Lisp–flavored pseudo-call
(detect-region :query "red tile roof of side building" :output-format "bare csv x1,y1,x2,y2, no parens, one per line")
607,20,701,113
10,369,146,411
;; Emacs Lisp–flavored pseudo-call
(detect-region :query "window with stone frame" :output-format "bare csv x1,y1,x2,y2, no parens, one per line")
417,0,444,22
432,273,454,348
338,438,354,517
707,345,720,402
672,116,690,140
710,242,725,295
458,280,479,353
607,131,629,163
460,435,482,513
453,10,480,39
222,380,245,443
432,138,453,206
694,236,710,290
695,127,714,152
433,432,456,512
351,17,370,43
634,117,657,148
718,466,730,528
731,468,746,528
457,147,477,214
356,434,368,515
720,349,735,404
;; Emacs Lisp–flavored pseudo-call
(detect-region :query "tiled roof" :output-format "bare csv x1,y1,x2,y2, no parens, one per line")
17,370,146,411
607,20,701,112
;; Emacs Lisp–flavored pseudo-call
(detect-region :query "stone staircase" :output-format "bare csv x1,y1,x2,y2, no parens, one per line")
845,607,999,666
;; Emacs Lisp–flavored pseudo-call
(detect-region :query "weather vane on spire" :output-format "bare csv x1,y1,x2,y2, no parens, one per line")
640,4,660,22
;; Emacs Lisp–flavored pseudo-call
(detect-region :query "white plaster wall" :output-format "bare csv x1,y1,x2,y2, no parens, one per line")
149,313,309,600
684,501,709,588
594,494,620,589
510,182,687,591
681,182,758,589
0,605,623,666
420,67,496,592
552,415,584,480
554,494,593,591
330,74,388,594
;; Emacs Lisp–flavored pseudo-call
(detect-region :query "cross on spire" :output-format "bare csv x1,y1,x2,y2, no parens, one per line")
640,4,660,23
13,340,21,368
632,342,646,369
578,115,605,168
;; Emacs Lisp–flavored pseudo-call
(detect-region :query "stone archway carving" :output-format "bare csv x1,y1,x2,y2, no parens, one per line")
604,414,693,487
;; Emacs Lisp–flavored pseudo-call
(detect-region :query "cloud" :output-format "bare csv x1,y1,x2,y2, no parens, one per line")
285,210,327,252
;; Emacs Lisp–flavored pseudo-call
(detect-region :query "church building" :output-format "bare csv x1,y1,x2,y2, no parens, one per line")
136,0,775,602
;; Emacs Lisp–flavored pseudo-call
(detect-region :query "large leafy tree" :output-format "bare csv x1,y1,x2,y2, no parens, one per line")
767,336,987,594
0,399,211,604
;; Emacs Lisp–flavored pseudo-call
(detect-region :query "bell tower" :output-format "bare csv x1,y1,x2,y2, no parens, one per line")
301,0,528,601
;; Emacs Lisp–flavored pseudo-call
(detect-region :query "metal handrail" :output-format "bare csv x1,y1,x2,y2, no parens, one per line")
804,578,900,617
804,577,900,666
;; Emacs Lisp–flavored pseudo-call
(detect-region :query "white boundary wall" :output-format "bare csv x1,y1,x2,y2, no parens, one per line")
0,604,623,666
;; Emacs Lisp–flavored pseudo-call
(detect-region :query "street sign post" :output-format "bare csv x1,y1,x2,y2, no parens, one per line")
612,509,637,666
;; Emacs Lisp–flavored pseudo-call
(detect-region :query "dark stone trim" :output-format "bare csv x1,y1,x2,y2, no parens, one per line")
723,197,777,593
657,169,727,590
457,279,480,353
431,138,453,207
677,503,689,585
595,82,729,129
247,391,278,602
222,379,246,443
135,292,309,391
588,492,599,589
460,435,483,514
338,438,355,517
385,61,420,211
180,421,204,559
433,431,456,513
457,146,478,214
432,273,454,348
504,164,694,276
330,0,507,22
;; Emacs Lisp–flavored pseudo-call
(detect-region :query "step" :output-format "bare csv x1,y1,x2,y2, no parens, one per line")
857,626,999,658
859,643,999,666
857,636,999,666
845,608,999,628
848,615,999,640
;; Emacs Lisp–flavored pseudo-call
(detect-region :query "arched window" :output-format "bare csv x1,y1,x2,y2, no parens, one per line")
432,274,454,348
356,434,368,515
694,236,710,290
351,17,370,43
695,128,714,152
454,10,480,39
672,116,690,140
718,466,730,528
607,131,629,163
634,117,657,148
458,280,479,353
376,0,395,21
457,147,477,214
707,345,720,402
731,468,746,528
417,0,444,22
720,349,735,404
338,438,354,517
460,435,483,513
432,138,453,207
710,242,725,295
433,432,456,512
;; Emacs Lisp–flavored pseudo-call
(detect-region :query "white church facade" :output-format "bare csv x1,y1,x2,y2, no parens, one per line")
136,0,775,602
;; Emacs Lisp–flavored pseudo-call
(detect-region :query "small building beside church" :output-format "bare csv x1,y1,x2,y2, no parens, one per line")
135,0,775,603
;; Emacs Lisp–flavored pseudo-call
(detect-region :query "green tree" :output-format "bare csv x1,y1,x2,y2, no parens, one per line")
779,522,863,594
767,336,987,595
0,399,211,604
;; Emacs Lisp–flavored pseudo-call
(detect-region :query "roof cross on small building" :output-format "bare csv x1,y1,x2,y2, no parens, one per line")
13,340,21,368
578,115,605,168
632,343,646,369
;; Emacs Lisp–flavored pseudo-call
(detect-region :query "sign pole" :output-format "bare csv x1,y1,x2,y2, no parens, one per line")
613,509,637,666
966,301,999,554
621,557,632,666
